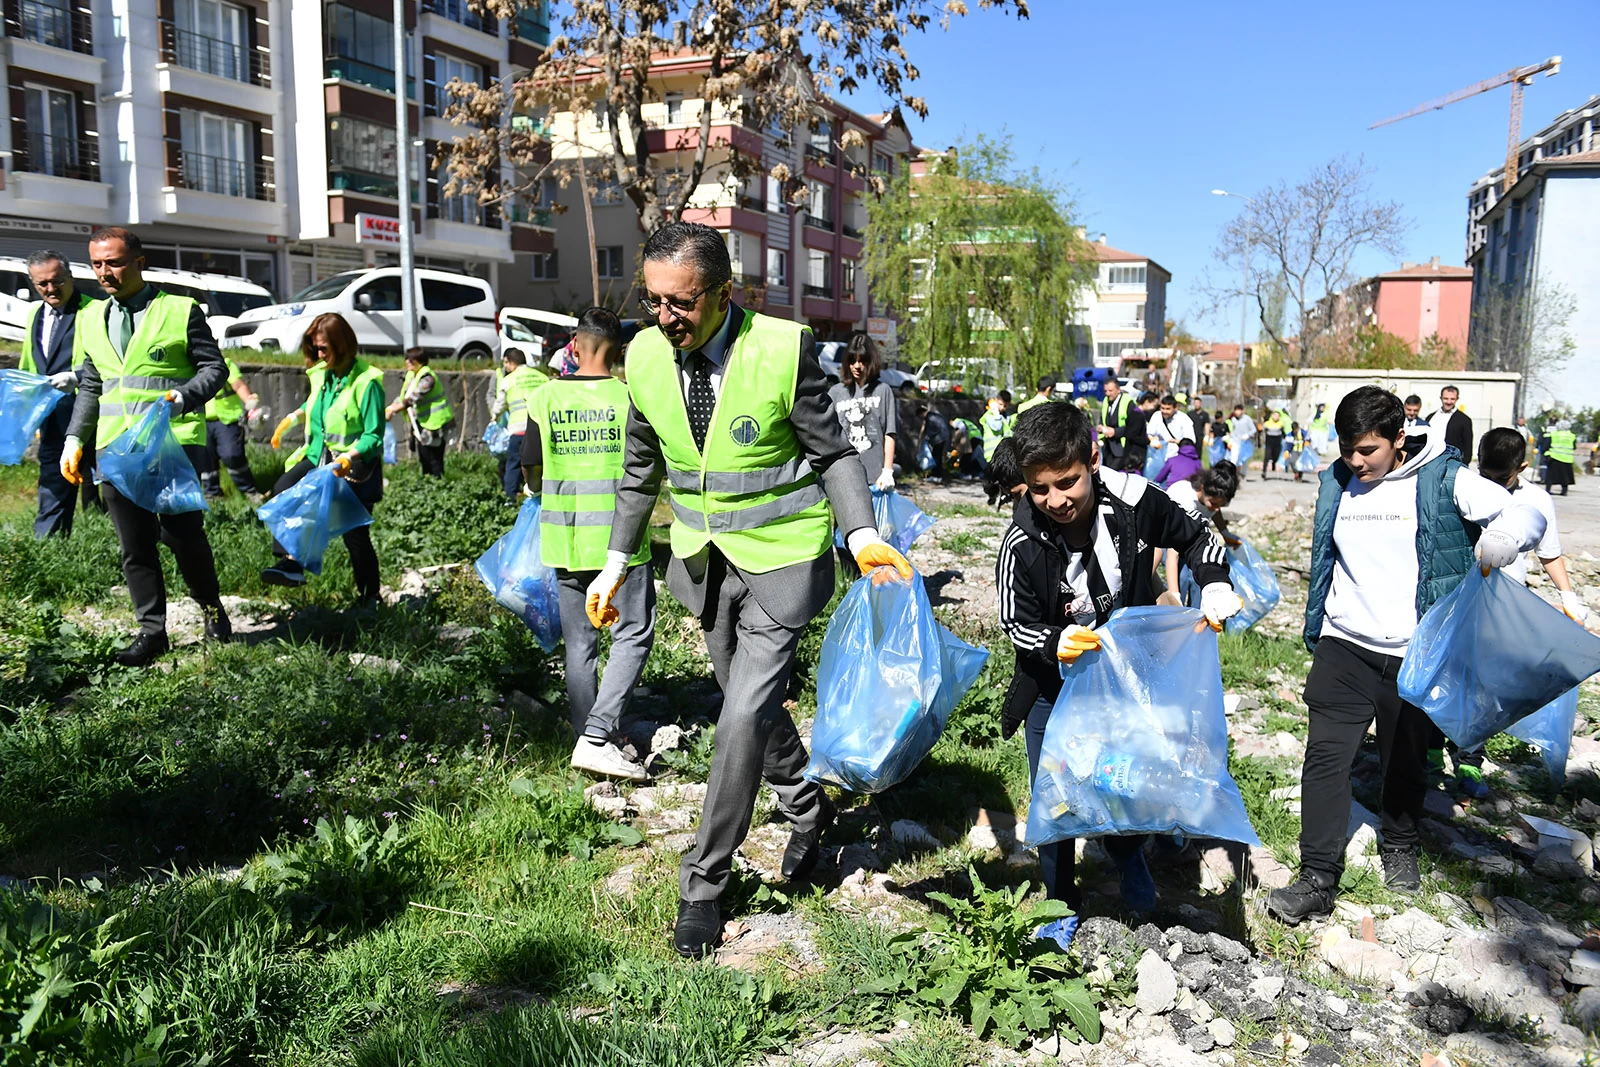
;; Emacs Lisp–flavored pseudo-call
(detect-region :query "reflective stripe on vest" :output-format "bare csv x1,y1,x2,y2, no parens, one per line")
527,375,645,571
78,289,205,447
320,360,386,454
402,367,453,430
285,365,327,467
624,311,833,575
1547,430,1576,464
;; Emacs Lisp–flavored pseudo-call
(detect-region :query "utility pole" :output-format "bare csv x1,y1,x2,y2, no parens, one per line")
393,0,417,349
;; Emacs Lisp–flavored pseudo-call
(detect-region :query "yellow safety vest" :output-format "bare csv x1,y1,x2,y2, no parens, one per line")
77,289,205,446
401,366,454,430
1547,429,1577,465
206,357,246,423
18,292,93,374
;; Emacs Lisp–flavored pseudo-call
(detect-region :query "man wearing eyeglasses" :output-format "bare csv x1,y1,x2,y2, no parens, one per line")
19,249,96,538
587,222,912,959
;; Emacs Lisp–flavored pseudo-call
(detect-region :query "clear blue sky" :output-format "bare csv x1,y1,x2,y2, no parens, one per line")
858,0,1596,340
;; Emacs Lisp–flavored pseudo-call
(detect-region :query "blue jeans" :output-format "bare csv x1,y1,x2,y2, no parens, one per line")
1024,694,1146,907
502,435,525,497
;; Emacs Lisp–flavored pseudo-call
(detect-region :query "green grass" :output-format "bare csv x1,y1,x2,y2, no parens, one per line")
937,531,983,555
925,503,997,519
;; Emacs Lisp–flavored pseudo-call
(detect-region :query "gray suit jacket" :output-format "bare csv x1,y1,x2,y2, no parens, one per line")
609,304,875,629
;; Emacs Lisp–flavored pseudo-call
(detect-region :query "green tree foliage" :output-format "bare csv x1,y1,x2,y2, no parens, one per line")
1317,325,1459,371
863,136,1096,390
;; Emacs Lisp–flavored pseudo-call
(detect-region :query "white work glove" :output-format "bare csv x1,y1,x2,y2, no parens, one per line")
1475,529,1519,575
1199,582,1244,632
163,389,185,415
585,552,629,628
60,434,83,485
1057,624,1101,664
1560,590,1590,624
48,371,77,392
874,467,895,492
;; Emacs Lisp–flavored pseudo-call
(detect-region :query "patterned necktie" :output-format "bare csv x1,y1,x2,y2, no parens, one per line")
111,302,133,357
687,352,715,451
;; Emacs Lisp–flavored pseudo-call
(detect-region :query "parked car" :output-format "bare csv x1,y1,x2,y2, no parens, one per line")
915,358,1002,397
143,269,274,345
223,267,499,360
499,307,577,368
817,341,920,391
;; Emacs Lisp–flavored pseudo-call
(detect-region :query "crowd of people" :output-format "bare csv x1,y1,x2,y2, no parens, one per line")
7,221,1591,957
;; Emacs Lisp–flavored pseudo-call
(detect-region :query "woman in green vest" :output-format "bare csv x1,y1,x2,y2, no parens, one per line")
1542,419,1577,496
260,313,386,603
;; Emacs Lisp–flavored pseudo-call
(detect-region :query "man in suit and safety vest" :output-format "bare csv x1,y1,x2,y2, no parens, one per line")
19,250,95,537
588,222,912,958
60,226,232,667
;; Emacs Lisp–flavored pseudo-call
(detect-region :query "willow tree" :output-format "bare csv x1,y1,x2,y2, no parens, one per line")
865,136,1095,391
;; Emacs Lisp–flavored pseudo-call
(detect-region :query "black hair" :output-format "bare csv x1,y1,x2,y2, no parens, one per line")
1138,390,1159,405
1404,394,1422,407
1193,459,1239,503
1478,427,1527,480
504,348,527,366
25,249,67,271
998,389,1012,403
1214,410,1225,420
1036,375,1055,393
1441,384,1459,396
641,221,731,290
1334,384,1404,443
845,331,882,384
575,306,623,346
1013,400,1095,472
404,346,428,365
1160,393,1177,406
983,437,1024,498
89,226,142,256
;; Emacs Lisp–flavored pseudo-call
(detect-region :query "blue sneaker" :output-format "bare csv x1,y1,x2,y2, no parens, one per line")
1116,850,1158,913
1455,765,1490,800
1034,916,1079,952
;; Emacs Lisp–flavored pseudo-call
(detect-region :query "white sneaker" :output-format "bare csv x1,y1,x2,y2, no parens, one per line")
571,737,648,782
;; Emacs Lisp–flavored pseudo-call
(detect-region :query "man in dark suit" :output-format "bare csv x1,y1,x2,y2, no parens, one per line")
588,222,912,958
20,250,95,537
1427,385,1473,465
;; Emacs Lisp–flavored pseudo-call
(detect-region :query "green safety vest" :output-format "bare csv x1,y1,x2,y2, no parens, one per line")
625,314,833,574
528,376,650,572
1101,392,1132,429
401,366,454,431
206,357,246,424
286,365,327,467
980,410,1008,451
18,292,93,374
78,289,205,447
1547,429,1577,465
499,366,541,434
1016,393,1051,415
318,359,386,459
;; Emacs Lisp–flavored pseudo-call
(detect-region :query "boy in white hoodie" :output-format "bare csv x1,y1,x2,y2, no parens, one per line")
1267,387,1546,924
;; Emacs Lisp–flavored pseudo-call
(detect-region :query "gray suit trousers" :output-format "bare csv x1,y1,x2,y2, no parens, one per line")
680,553,828,902
557,562,657,739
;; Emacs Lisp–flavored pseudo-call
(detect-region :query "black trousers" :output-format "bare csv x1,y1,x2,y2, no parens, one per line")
269,459,381,600
1298,636,1431,880
1025,695,1146,909
34,408,76,538
101,443,222,635
412,436,445,477
200,419,259,495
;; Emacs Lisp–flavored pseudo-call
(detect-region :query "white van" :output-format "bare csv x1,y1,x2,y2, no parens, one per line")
224,267,499,359
498,306,577,368
0,257,103,342
143,269,275,345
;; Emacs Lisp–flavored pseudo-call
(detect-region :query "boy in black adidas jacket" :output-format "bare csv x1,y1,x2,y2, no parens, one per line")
997,402,1240,913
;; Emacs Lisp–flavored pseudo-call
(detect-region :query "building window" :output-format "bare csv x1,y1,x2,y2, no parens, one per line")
1097,341,1137,363
765,174,785,213
21,85,81,179
1099,302,1145,329
592,105,608,130
590,177,624,205
531,251,558,279
841,258,857,295
327,6,410,94
807,119,832,161
664,92,684,124
727,231,743,266
21,0,74,50
180,109,254,198
1106,265,1146,286
423,0,494,35
437,163,482,224
172,0,249,83
435,53,483,111
596,246,624,278
806,249,831,296
328,116,398,196
534,176,558,209
766,248,787,287
872,150,893,175
806,182,832,227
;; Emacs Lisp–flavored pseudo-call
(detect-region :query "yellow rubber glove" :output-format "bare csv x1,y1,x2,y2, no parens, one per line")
1057,625,1102,664
331,453,354,478
270,414,297,450
854,540,913,585
585,560,628,628
60,435,83,486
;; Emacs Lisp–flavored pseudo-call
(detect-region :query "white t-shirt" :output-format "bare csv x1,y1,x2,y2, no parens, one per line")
1501,475,1561,586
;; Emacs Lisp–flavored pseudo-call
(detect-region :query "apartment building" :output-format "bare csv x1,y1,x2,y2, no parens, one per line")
1082,235,1170,367
1465,95,1600,261
0,0,549,297
508,54,913,339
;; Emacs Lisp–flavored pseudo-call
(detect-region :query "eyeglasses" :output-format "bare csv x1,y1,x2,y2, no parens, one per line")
639,282,718,321
310,343,332,353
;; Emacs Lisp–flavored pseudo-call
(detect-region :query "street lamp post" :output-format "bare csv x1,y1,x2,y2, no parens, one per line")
394,0,416,350
1212,189,1254,408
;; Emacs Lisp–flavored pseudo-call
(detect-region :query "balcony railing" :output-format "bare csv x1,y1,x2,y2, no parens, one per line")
805,143,834,164
731,273,764,289
7,0,91,53
160,20,270,86
736,193,765,213
324,55,415,98
330,167,399,199
173,148,273,201
803,283,832,299
12,129,98,182
840,222,863,240
422,0,495,35
803,214,834,232
508,203,554,226
512,8,548,45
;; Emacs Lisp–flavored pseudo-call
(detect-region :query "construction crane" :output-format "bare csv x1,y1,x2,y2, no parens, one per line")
1370,57,1562,193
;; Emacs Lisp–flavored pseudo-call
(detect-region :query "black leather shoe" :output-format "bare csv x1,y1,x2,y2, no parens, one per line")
1265,871,1338,925
780,793,836,881
1381,848,1421,894
673,899,721,958
201,603,232,643
114,632,170,668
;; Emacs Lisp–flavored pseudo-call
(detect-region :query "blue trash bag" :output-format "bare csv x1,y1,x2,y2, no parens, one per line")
832,487,937,554
96,400,208,514
483,421,512,457
1236,438,1255,466
1398,568,1600,752
0,369,67,465
1143,444,1168,482
1178,538,1280,633
1294,447,1318,474
805,570,989,793
1207,440,1227,467
1507,688,1579,787
256,464,373,576
474,497,562,652
917,439,935,472
1025,606,1261,847
383,424,397,465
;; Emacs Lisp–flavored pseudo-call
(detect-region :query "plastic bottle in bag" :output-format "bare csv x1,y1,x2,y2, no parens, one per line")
1092,752,1208,828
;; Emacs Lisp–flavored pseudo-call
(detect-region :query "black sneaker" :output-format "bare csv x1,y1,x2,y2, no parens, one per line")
1265,872,1337,925
673,899,721,958
201,603,232,643
260,563,306,588
1381,848,1421,894
114,632,170,668
780,793,836,881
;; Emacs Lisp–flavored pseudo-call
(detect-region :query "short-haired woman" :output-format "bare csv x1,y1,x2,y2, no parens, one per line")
261,312,386,603
827,332,897,491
